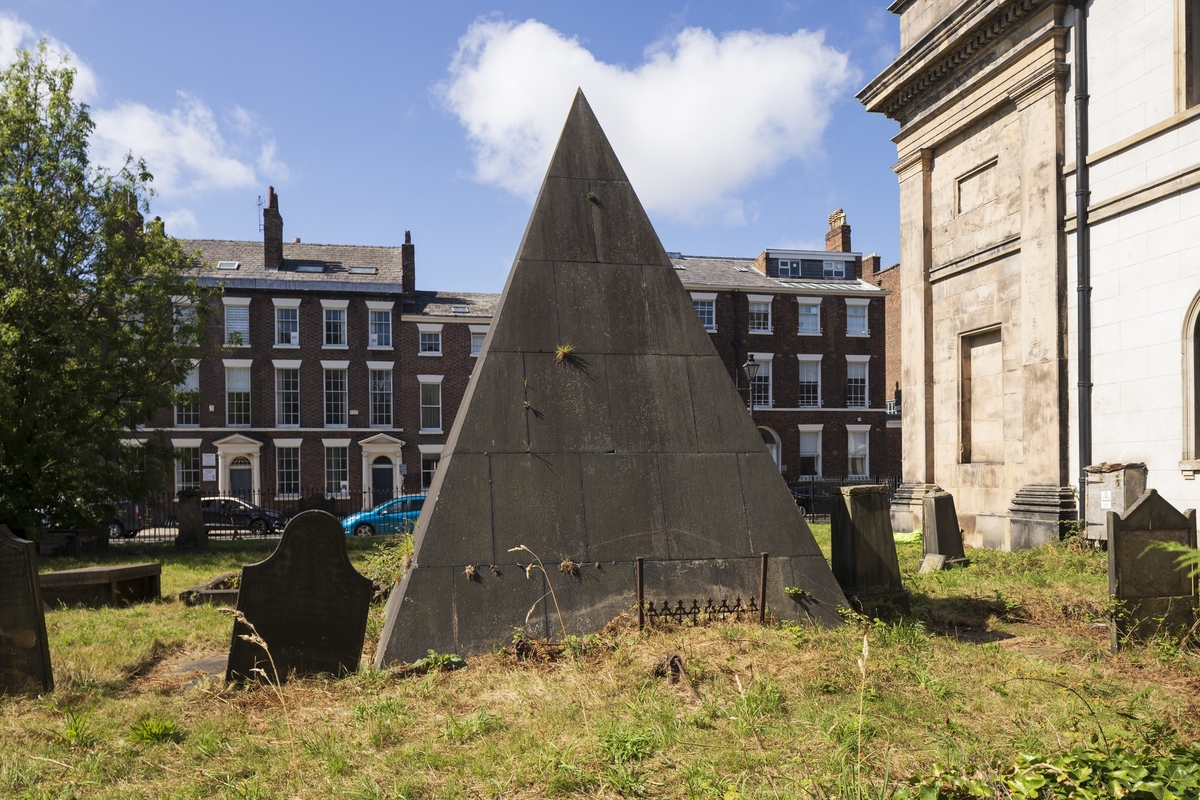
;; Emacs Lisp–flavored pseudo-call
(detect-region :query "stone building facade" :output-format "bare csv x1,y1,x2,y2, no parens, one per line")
860,0,1200,549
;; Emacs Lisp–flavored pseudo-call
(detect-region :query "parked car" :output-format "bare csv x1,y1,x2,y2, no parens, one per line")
108,499,144,538
201,496,287,534
340,495,425,537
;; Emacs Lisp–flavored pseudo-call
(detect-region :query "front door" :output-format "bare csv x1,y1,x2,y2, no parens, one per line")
230,465,252,501
372,458,394,507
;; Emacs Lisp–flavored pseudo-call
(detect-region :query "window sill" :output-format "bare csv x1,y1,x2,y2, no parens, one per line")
225,343,251,348
275,424,300,429
276,494,300,501
228,424,252,429
419,428,443,435
367,345,394,351
846,332,871,338
274,344,300,349
798,331,823,337
418,352,443,357
749,329,773,335
322,345,349,350
324,424,349,429
174,423,200,429
369,423,393,429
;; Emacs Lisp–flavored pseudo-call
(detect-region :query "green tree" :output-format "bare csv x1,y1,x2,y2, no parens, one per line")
0,45,210,534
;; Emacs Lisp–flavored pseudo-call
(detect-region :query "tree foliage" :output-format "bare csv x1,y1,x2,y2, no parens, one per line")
0,45,210,532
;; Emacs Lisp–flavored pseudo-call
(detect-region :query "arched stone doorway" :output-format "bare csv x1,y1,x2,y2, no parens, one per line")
371,456,395,505
229,456,252,500
758,426,782,472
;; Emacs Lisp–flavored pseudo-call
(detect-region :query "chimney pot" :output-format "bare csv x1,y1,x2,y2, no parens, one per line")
825,209,851,253
293,237,301,244
263,187,284,270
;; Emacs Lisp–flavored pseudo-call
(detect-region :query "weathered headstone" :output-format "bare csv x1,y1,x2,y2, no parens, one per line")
174,490,207,550
226,511,372,682
1108,489,1197,653
1085,462,1148,542
374,90,849,666
0,525,53,695
921,489,969,570
831,485,910,617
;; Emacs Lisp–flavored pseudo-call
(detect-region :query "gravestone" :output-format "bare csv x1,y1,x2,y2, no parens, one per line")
374,90,849,666
174,490,206,550
1085,462,1147,542
831,485,910,617
226,511,372,683
0,525,53,694
921,489,969,570
1107,489,1197,653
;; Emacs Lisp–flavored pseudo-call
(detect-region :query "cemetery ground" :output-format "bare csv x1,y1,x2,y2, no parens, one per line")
3,532,1199,799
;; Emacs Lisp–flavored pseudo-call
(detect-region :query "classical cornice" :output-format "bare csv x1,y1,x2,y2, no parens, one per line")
859,0,1046,122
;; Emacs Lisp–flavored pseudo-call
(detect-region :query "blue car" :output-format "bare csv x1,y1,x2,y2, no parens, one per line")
341,495,425,537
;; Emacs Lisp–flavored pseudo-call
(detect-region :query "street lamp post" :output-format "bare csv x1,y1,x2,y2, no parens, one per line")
742,354,759,413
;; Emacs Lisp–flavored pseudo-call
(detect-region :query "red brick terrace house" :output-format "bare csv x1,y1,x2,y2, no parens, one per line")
147,188,468,508
670,210,896,481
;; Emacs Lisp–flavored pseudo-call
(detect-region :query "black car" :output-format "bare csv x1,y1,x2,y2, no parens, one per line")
200,496,286,534
108,499,144,538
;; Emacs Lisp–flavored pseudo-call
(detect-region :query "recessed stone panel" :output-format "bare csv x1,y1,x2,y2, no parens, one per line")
411,454,495,568
658,453,752,558
581,453,668,560
591,180,674,267
516,177,597,263
607,354,698,453
486,260,561,354
523,353,615,453
553,262,651,354
451,352,533,454
490,454,587,561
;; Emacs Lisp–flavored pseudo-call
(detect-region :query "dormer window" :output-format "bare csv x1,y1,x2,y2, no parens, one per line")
778,259,801,278
823,260,845,279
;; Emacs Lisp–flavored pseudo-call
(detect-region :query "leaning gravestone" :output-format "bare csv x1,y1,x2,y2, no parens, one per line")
831,485,910,617
174,490,206,550
374,90,848,666
0,525,53,694
1108,489,1197,653
921,489,969,570
226,511,372,682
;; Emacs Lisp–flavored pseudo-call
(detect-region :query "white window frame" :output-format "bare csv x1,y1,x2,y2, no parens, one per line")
846,355,870,409
175,360,200,427
797,354,822,408
323,439,351,499
367,361,394,428
321,298,349,349
847,424,871,478
823,260,846,279
797,424,823,478
173,440,202,492
747,294,773,334
777,259,801,278
272,298,301,348
273,359,301,428
322,360,349,428
275,439,302,499
691,292,717,333
417,322,444,356
223,358,252,427
419,444,445,491
748,352,773,409
367,300,394,349
223,297,251,347
419,374,443,433
846,298,870,337
469,324,489,357
797,298,822,336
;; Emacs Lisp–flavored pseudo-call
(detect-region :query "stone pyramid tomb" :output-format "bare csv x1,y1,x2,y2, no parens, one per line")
375,90,847,665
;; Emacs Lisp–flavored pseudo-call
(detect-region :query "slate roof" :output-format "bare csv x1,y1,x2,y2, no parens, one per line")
670,254,887,295
180,239,404,292
403,291,499,319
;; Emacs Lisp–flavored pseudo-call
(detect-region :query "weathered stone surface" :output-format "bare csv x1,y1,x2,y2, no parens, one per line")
919,554,947,573
227,511,372,683
921,489,968,568
831,485,910,617
175,490,206,550
1108,490,1197,652
0,525,53,695
39,563,161,607
374,91,847,667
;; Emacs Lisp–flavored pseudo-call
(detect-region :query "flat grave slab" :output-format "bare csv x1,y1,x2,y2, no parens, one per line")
39,562,161,608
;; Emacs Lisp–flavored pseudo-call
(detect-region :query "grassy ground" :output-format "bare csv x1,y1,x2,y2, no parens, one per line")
3,528,1197,798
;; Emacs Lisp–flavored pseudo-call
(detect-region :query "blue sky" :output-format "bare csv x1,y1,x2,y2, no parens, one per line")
1,2,902,293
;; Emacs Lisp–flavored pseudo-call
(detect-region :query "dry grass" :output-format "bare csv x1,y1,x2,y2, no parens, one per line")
3,529,1197,798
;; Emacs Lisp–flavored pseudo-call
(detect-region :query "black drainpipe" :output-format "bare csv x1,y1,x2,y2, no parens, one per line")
1072,0,1092,525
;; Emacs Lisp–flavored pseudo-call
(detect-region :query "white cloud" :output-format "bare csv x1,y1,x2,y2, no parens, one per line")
440,19,856,224
158,208,199,238
0,11,98,101
90,93,288,202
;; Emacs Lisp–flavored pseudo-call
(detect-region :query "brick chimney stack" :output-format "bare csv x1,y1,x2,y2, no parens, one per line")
862,253,881,282
826,208,851,252
402,230,415,296
263,186,283,271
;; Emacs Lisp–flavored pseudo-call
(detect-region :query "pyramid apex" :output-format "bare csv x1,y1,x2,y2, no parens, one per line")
545,89,628,183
